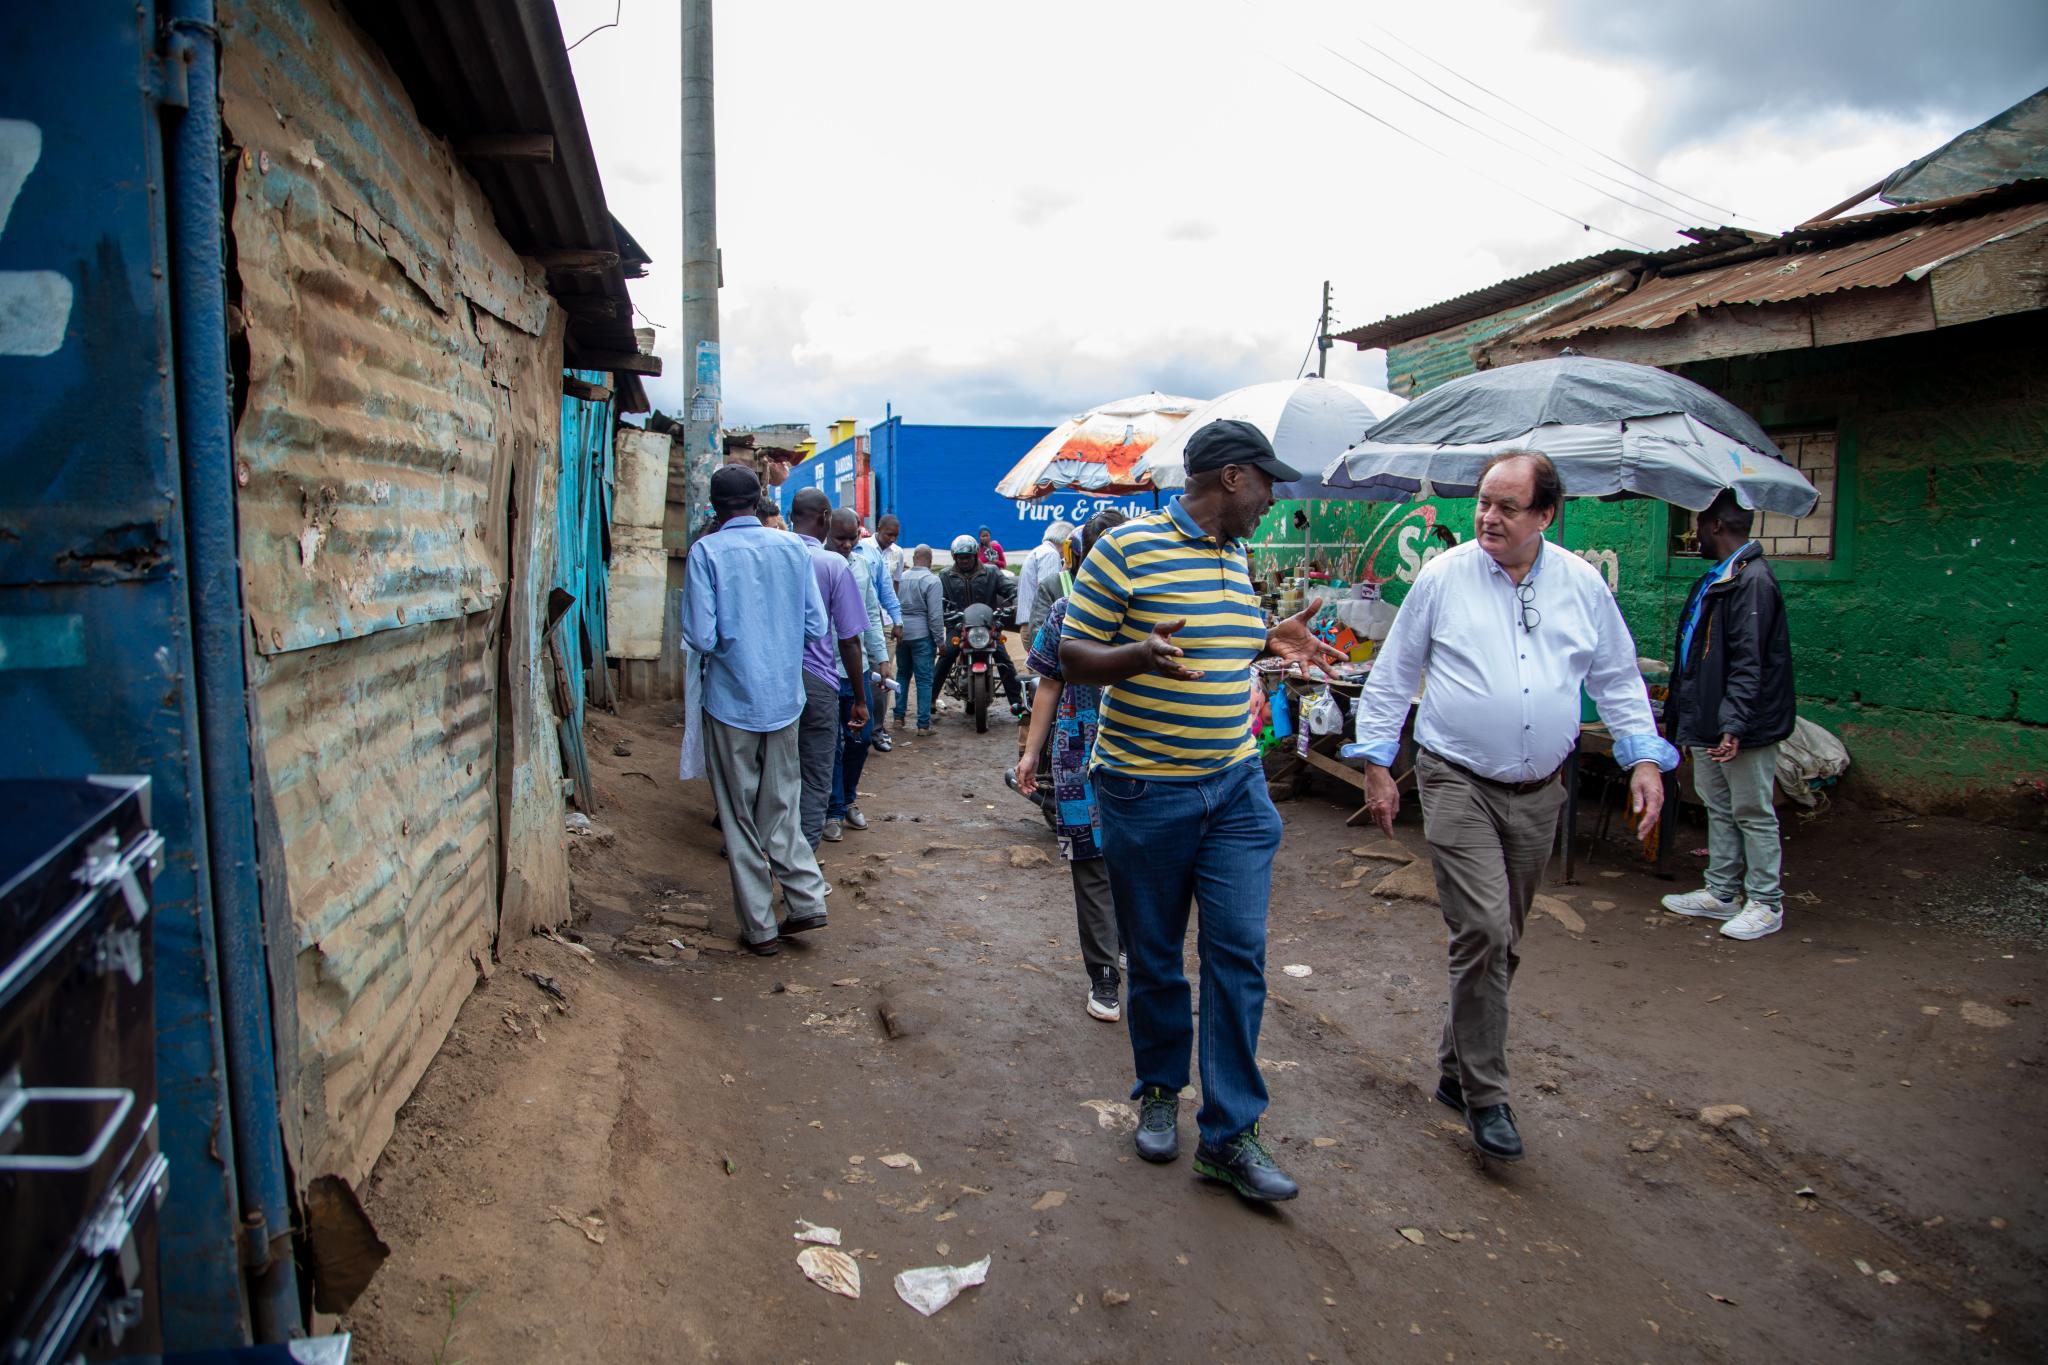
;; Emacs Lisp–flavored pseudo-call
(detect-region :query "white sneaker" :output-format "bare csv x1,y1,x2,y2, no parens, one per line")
1661,888,1739,920
1719,901,1784,941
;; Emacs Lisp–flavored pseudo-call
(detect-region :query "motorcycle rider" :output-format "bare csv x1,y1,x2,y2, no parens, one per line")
933,533,1026,721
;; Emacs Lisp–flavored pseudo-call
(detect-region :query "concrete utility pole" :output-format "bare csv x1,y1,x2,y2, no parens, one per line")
1316,279,1333,378
679,0,720,540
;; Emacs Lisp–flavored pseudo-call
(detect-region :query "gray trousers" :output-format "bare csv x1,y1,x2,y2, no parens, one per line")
1070,855,1119,977
1691,743,1783,909
704,713,829,946
1415,750,1567,1111
797,671,840,849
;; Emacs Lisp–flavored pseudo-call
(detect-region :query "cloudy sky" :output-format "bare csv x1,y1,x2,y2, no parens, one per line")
556,0,2045,434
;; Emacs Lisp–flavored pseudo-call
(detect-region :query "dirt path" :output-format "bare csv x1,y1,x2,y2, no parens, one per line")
348,700,2046,1363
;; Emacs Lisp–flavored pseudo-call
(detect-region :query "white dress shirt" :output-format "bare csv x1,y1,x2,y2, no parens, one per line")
1015,540,1061,626
1351,539,1677,782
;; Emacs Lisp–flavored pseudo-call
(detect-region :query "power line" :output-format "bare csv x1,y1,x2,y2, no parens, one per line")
1293,312,1323,379
1360,18,1753,223
1337,38,1742,227
1320,44,1703,231
568,0,621,51
1278,62,1660,251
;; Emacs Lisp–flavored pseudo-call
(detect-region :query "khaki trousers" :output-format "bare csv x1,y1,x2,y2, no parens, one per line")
1415,750,1567,1110
704,713,830,946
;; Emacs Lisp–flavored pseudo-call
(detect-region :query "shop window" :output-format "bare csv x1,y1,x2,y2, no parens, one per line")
1668,426,1837,560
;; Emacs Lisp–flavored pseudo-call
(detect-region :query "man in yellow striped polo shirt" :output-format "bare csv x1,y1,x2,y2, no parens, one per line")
1061,420,1341,1203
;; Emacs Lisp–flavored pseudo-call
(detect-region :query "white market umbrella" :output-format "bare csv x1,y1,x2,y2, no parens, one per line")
993,391,1201,499
1136,376,1408,500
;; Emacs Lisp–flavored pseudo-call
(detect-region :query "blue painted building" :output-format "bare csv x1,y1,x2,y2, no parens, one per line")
778,417,1161,557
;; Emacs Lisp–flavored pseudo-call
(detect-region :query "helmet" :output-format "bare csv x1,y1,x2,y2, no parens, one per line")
950,534,978,556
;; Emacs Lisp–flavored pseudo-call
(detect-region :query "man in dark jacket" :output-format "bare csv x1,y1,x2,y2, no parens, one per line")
932,535,1026,718
1660,491,1795,942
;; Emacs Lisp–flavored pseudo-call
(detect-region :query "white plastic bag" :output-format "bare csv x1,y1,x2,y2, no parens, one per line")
894,1255,991,1316
677,648,707,783
1774,716,1849,806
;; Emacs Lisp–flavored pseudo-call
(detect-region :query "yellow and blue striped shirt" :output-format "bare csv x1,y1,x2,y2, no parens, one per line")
1060,497,1266,778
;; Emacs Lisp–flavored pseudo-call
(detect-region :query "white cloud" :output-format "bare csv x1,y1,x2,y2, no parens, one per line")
558,0,2000,435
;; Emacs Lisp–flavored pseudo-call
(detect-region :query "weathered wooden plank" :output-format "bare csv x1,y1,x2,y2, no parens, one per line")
455,133,555,162
1927,220,2048,329
567,348,662,375
534,248,620,272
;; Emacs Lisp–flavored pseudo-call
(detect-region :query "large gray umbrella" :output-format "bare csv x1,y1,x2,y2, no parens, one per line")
1325,356,1819,515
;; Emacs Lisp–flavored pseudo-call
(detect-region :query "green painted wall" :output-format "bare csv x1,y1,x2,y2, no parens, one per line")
1265,311,2048,818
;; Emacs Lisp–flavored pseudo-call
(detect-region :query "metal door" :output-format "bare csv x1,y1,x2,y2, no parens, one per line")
0,3,251,1345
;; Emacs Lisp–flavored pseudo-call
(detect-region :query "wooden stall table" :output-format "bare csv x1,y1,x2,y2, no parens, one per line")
1278,670,1415,827
1556,722,1684,882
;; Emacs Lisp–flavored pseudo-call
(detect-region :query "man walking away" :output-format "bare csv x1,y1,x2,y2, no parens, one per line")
1352,451,1677,1164
788,489,870,850
851,524,902,752
1060,420,1342,1204
933,535,1026,720
825,508,887,841
1660,491,1795,941
682,467,833,956
1016,510,1126,1021
895,544,944,736
1015,520,1075,640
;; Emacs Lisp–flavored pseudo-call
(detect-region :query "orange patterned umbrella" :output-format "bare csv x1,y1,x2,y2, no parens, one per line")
994,391,1201,499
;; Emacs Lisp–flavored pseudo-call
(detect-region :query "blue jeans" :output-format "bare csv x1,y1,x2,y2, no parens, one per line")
895,635,936,728
828,674,880,819
1095,758,1283,1146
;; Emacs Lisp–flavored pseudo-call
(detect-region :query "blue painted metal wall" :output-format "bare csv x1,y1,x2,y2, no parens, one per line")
555,370,616,804
0,2,251,1343
778,419,1159,554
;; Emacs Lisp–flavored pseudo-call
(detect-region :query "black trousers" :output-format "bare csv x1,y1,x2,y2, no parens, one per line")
933,643,1023,708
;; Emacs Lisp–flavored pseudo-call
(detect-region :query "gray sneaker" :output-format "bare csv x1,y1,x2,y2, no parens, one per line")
843,807,869,831
822,818,844,842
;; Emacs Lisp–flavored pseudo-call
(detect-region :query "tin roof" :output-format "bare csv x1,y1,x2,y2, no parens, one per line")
1881,88,2048,205
349,0,654,403
1334,230,1762,351
1515,187,2048,344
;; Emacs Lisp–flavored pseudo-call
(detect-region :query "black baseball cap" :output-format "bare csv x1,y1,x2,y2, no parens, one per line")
710,464,762,513
1182,419,1302,482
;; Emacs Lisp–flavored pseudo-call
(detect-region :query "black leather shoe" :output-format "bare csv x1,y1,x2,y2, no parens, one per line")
1433,1073,1466,1114
1194,1124,1300,1202
781,913,827,935
1467,1103,1524,1162
744,937,779,957
1134,1086,1180,1164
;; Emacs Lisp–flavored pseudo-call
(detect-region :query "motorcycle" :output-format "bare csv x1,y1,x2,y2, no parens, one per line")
943,602,1007,733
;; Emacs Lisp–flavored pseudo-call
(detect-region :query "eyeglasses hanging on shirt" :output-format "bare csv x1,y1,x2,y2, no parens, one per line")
1516,580,1540,633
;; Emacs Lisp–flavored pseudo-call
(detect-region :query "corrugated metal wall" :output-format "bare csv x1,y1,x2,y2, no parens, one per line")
220,0,566,1185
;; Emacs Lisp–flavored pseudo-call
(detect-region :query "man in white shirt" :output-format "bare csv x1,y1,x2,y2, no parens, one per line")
1014,519,1075,636
1351,451,1677,1164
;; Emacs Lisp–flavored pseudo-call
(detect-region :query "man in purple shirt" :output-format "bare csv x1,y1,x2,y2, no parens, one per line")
790,488,870,850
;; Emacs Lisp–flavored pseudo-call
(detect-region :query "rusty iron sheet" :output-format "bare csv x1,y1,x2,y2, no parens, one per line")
490,310,573,943
1527,200,2048,343
223,0,552,657
253,612,498,1187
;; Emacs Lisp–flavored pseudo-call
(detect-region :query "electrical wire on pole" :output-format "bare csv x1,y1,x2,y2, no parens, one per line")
1317,280,1333,378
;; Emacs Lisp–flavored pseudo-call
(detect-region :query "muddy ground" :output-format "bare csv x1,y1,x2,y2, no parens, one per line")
348,696,2045,1363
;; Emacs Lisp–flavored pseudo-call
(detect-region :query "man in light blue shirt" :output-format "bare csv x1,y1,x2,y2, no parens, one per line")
851,527,902,750
1351,451,1677,1164
682,466,833,954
